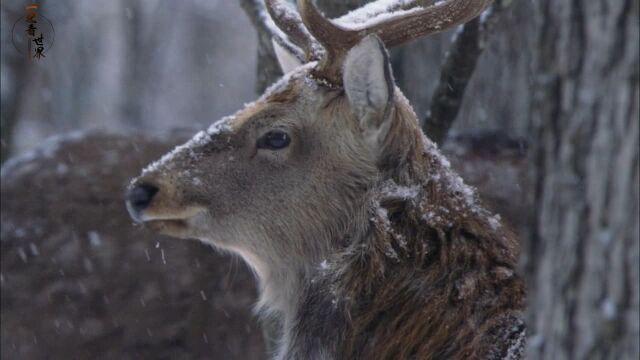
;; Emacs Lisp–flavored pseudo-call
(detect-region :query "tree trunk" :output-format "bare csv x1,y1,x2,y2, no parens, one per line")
525,1,639,359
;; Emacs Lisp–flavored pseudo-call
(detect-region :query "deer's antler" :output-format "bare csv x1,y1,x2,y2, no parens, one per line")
264,0,323,61
267,0,493,85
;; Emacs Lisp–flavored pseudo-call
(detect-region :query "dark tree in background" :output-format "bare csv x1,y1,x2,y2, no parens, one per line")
526,1,639,358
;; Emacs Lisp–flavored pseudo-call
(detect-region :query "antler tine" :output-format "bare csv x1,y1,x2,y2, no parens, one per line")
296,0,493,85
297,0,359,85
358,0,494,48
265,0,322,61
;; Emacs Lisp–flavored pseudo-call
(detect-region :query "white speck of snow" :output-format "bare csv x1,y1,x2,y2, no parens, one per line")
88,231,102,247
83,257,94,273
192,177,202,186
18,247,27,263
488,214,502,230
161,248,166,265
56,163,68,175
376,206,389,220
320,260,330,270
200,290,208,301
597,228,612,245
29,242,39,256
144,249,151,262
203,333,209,344
140,297,146,307
601,299,617,320
155,241,160,249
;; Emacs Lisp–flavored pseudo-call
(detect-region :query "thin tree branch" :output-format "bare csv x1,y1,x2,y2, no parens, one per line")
422,0,511,145
240,0,293,93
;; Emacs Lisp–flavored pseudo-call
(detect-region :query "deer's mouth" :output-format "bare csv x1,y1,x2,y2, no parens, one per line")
139,209,207,238
144,218,189,236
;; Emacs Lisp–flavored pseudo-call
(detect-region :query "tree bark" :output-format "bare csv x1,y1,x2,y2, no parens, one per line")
525,1,639,359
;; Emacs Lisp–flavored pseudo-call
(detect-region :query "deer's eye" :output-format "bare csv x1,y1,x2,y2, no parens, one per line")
257,130,290,150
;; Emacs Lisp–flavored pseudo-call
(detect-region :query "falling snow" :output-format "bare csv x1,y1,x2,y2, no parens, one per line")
88,231,102,247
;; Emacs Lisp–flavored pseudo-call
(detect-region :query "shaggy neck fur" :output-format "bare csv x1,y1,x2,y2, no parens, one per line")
245,89,524,359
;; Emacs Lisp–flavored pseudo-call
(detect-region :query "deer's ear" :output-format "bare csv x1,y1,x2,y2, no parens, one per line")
343,34,395,153
273,39,303,74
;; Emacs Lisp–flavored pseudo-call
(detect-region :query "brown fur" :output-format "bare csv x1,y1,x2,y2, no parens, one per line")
129,64,526,359
283,88,526,359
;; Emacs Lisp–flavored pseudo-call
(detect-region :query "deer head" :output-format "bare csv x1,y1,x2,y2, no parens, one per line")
126,0,492,314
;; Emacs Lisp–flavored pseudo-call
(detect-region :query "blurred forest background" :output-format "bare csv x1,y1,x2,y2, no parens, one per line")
1,0,638,359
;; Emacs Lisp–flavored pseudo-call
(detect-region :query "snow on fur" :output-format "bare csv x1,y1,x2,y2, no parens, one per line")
140,62,318,177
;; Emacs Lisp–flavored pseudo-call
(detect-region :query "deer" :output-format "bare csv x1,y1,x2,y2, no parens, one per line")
126,0,526,358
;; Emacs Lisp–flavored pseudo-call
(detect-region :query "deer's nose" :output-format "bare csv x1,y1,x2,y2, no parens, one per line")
126,183,159,220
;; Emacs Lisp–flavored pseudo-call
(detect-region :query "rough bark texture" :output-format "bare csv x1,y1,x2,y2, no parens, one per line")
525,1,640,359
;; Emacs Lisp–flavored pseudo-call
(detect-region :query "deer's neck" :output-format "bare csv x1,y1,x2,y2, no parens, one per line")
253,199,372,357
